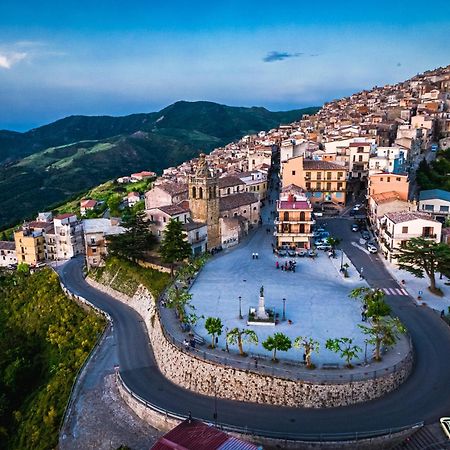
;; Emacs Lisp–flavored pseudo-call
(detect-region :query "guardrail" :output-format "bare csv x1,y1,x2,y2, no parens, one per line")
117,369,423,443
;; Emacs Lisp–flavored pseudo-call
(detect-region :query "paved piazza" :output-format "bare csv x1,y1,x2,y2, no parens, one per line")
189,226,372,365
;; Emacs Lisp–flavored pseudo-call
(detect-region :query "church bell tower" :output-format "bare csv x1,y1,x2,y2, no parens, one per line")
188,153,221,250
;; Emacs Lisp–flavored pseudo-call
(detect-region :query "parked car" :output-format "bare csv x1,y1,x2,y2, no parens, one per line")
318,231,330,239
306,249,317,258
349,209,356,216
351,223,360,232
287,249,297,257
316,243,332,251
315,238,327,246
296,249,307,257
353,203,363,211
440,417,450,439
366,242,378,254
277,249,288,257
361,230,371,240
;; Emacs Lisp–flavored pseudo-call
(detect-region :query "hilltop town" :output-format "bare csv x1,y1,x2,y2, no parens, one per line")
2,64,449,268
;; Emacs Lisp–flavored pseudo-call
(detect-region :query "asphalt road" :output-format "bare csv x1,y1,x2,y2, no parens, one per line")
59,238,450,438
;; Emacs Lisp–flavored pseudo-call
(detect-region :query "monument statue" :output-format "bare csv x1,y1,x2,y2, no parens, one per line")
257,285,268,320
260,285,264,297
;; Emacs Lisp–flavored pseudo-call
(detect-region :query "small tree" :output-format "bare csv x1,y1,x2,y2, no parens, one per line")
326,236,341,249
205,317,223,349
293,336,320,369
166,287,193,323
359,317,406,361
226,328,258,356
349,287,391,321
262,333,292,361
325,337,362,368
159,219,192,277
393,237,450,294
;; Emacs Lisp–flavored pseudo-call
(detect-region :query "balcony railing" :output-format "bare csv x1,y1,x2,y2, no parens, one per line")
190,235,207,244
274,232,314,237
274,219,316,225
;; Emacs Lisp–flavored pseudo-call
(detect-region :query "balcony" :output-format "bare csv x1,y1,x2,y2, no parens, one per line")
274,232,314,237
274,219,316,225
190,235,207,244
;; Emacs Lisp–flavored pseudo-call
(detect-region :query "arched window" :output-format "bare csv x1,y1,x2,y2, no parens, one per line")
283,212,289,221
300,211,305,221
192,186,196,199
227,188,231,195
199,187,203,199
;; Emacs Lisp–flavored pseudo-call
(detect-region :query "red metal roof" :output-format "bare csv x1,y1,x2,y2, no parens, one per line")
151,419,258,450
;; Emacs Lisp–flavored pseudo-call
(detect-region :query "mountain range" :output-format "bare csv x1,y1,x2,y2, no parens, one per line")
0,101,319,229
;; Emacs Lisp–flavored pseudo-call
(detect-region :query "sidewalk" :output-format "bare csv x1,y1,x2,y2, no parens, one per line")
382,258,450,312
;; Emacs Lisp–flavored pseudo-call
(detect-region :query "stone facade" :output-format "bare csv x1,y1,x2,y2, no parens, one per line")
188,153,221,250
86,278,414,409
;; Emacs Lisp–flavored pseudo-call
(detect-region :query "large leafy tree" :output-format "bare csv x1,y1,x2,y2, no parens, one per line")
393,237,450,293
205,317,223,349
226,328,258,356
359,317,406,361
325,337,362,368
349,287,391,321
108,211,156,262
159,219,192,277
293,336,320,369
166,287,194,323
262,333,292,361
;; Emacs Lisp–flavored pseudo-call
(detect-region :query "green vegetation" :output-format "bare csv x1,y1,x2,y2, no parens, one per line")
108,211,157,262
262,333,292,361
204,317,223,349
0,268,105,450
159,218,192,277
91,256,170,298
0,101,319,228
393,237,450,294
293,336,320,369
166,287,195,324
226,328,259,356
416,148,450,191
325,338,362,368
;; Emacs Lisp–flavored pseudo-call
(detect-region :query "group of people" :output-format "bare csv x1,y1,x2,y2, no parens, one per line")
252,252,259,259
276,260,296,272
183,336,197,350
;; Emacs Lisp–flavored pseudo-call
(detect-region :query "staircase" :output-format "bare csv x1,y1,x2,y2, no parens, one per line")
393,424,450,449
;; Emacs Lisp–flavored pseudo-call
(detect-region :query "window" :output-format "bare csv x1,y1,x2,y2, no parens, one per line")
338,172,343,179
326,182,332,191
400,240,407,248
163,217,166,223
440,205,449,212
199,187,203,199
396,177,401,181
299,224,305,233
358,155,363,162
90,238,95,244
337,182,343,190
402,226,408,233
92,248,97,253
283,212,289,221
227,188,231,194
192,186,196,198
305,172,311,179
316,182,321,190
387,177,391,182
424,204,434,211
292,170,296,176
306,182,311,189
326,172,332,180
300,211,305,221
243,209,247,213
317,172,322,180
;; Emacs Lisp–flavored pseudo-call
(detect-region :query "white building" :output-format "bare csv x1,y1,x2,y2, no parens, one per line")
54,214,84,260
0,241,17,267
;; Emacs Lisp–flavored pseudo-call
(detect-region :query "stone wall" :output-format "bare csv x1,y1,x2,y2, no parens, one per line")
86,277,414,409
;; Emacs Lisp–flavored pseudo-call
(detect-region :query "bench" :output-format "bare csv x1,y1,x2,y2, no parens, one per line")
322,363,340,370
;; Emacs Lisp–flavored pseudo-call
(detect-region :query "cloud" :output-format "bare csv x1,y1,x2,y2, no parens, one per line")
263,51,304,62
0,52,27,69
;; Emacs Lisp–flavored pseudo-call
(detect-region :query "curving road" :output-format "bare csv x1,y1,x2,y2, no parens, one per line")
58,245,450,438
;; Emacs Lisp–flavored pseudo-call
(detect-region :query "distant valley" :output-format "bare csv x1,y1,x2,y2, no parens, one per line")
0,101,319,229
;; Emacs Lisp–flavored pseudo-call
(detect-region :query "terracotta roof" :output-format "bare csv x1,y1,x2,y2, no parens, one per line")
158,182,188,196
217,176,245,188
303,160,346,171
80,199,97,208
0,241,15,251
55,213,76,220
349,142,371,147
183,221,206,231
158,203,190,216
27,221,54,230
219,192,258,212
385,211,438,224
371,191,404,204
278,200,312,210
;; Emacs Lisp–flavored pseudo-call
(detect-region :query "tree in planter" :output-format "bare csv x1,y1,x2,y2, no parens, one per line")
159,219,192,277
349,287,391,321
205,317,223,349
262,333,292,361
226,328,258,356
325,337,362,368
108,210,156,262
293,336,320,369
358,317,406,361
166,287,193,323
393,237,450,295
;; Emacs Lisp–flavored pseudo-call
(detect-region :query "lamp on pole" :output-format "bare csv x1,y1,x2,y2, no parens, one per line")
238,296,243,320
340,249,344,271
225,327,229,352
282,298,286,321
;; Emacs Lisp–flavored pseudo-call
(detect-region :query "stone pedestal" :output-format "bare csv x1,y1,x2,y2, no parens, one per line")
257,295,269,320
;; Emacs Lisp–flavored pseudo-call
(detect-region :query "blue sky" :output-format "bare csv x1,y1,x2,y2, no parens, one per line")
1,1,449,131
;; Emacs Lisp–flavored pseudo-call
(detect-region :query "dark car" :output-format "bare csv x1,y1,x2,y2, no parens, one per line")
351,223,359,232
361,230,371,240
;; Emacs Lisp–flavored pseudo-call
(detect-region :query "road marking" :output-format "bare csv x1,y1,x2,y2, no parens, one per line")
350,241,370,255
382,288,409,296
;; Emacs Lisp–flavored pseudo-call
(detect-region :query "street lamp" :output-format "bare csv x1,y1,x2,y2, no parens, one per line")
282,298,286,321
238,296,243,319
340,249,344,271
225,327,229,352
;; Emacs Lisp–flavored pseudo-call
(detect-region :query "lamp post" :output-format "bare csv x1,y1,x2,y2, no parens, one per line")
364,341,368,365
340,249,344,271
282,298,286,321
238,296,243,320
225,327,229,352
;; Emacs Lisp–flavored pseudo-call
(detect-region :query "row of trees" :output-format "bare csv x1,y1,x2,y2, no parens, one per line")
199,287,406,368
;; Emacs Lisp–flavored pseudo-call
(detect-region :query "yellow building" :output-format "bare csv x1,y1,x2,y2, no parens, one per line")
14,225,46,265
282,156,347,208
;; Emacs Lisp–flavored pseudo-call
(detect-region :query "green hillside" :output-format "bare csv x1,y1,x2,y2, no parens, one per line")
0,101,319,228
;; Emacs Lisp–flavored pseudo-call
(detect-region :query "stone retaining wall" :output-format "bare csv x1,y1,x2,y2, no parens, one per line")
86,277,414,409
